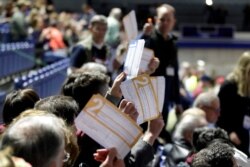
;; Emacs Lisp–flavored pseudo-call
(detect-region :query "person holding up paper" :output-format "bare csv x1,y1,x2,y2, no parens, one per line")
141,4,183,142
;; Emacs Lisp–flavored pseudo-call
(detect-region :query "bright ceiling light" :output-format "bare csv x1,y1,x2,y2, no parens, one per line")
206,0,213,6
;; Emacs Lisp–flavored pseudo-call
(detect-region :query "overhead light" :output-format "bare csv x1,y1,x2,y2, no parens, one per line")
206,0,213,6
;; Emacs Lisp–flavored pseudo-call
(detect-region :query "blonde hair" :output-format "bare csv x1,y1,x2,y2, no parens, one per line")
227,52,250,97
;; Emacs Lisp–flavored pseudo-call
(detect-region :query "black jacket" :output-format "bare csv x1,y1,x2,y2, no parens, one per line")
217,80,250,155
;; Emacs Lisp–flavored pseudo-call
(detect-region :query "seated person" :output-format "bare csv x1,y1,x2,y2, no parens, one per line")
0,110,67,167
2,89,39,125
151,109,207,167
34,95,79,166
191,142,237,167
193,91,220,128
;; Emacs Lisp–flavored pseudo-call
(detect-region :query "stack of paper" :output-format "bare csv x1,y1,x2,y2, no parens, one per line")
120,74,165,124
75,94,142,158
124,39,145,79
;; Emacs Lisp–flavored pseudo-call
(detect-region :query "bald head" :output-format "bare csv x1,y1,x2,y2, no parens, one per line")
193,91,220,123
156,4,175,16
156,4,176,37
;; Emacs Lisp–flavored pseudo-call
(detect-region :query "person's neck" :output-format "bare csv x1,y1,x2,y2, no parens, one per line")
156,27,169,40
92,38,103,45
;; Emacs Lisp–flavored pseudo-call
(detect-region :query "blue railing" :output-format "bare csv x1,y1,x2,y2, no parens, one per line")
0,42,35,78
14,58,69,98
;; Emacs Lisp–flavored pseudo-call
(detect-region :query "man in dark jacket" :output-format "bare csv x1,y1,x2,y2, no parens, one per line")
141,4,182,141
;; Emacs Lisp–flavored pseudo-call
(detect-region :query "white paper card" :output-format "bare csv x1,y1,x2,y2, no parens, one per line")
139,48,154,73
120,74,160,124
124,39,145,79
151,76,166,113
75,94,142,158
123,10,138,41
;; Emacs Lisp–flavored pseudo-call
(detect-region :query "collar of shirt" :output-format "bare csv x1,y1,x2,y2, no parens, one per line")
92,41,105,50
154,28,177,41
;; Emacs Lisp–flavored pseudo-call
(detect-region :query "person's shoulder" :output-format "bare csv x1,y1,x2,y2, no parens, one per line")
219,80,238,93
221,80,237,88
75,37,92,50
171,33,178,41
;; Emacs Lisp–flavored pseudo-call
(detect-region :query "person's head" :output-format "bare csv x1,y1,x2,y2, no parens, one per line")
34,95,79,125
192,142,237,167
181,107,206,119
228,51,250,97
192,127,230,152
69,71,109,110
193,91,220,123
82,2,93,13
80,62,108,75
12,109,79,167
0,111,66,167
16,0,29,12
109,8,122,20
2,89,40,125
89,15,107,44
61,72,82,97
173,113,207,143
156,4,176,36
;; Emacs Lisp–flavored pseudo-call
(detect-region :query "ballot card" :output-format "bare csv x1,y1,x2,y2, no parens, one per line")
123,10,138,41
120,74,160,124
139,48,154,73
124,39,145,79
75,94,142,158
150,76,166,113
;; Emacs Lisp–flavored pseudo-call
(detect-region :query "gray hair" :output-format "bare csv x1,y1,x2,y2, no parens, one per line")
81,62,108,74
0,114,65,167
173,114,207,140
193,91,219,108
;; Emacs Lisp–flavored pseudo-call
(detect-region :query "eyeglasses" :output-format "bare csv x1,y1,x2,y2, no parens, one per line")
204,106,220,113
63,150,70,163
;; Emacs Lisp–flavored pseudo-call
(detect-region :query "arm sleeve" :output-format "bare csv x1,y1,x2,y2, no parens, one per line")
124,139,154,167
70,45,87,68
105,93,121,106
173,53,181,104
217,82,240,133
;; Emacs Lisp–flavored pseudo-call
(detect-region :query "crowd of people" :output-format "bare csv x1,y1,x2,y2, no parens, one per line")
0,0,250,167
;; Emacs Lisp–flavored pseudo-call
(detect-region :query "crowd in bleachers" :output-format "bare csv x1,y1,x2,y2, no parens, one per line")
1,0,250,167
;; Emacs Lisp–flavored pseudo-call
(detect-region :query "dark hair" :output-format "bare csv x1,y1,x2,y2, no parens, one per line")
192,127,230,152
2,89,40,124
71,71,109,110
61,72,82,97
192,142,235,167
35,95,79,125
